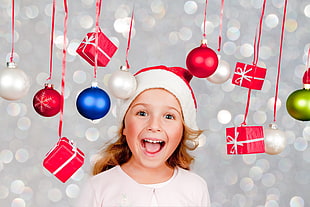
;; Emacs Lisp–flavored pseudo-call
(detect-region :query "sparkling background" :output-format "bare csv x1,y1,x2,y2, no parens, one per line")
0,0,310,206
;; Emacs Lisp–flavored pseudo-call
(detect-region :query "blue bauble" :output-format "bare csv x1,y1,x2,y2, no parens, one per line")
76,86,111,120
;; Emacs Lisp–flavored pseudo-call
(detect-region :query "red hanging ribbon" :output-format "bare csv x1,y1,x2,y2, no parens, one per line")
46,0,56,81
242,0,267,126
125,8,135,69
217,0,224,51
202,0,208,39
9,0,15,63
58,0,68,138
273,0,288,122
93,0,102,79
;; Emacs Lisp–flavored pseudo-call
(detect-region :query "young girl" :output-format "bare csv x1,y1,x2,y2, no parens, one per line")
76,65,210,206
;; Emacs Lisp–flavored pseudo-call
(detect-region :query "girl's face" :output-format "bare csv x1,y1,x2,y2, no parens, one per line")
123,88,183,170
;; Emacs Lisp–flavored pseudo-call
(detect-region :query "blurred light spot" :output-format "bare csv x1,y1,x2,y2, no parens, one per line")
249,166,263,181
223,41,237,55
17,117,31,131
178,27,192,41
304,4,310,18
73,70,87,84
169,32,179,44
66,184,80,198
253,111,267,125
240,43,253,57
0,149,14,164
7,103,21,116
217,110,232,124
11,198,26,207
262,173,276,187
0,185,9,199
227,27,240,41
48,188,62,202
278,158,293,172
265,200,279,207
285,19,298,32
79,15,93,29
240,177,254,192
294,137,308,151
10,180,25,194
24,5,39,19
265,14,279,29
184,1,198,14
290,196,304,207
85,127,99,142
243,154,256,165
15,148,29,163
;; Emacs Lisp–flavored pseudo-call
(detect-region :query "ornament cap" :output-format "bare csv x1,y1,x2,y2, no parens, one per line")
201,39,208,45
6,61,16,69
268,123,278,130
120,65,128,72
303,84,310,90
44,83,54,89
91,81,98,88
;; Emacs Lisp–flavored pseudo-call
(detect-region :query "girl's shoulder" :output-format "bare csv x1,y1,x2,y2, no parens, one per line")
174,167,208,186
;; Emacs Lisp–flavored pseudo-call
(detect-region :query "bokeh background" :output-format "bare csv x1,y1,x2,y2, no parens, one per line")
0,0,310,206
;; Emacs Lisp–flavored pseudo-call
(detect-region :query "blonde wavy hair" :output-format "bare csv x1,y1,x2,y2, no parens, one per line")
92,122,202,175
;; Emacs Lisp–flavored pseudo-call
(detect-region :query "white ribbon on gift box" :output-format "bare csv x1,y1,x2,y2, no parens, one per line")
226,127,264,154
234,65,265,86
78,33,113,64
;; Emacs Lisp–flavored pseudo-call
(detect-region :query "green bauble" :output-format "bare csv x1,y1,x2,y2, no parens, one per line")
286,88,310,121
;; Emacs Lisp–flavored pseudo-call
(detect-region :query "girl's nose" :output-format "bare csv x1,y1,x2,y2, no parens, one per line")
147,116,162,132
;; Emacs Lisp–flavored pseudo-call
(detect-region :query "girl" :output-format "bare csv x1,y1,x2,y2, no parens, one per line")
76,65,210,206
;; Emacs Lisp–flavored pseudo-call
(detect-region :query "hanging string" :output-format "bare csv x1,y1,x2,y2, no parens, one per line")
241,0,267,126
217,0,224,51
58,0,68,138
273,0,288,122
46,0,56,81
93,0,102,80
125,8,135,69
202,0,208,39
9,0,15,63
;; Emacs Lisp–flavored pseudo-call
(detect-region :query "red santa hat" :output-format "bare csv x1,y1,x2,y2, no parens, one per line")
117,65,198,131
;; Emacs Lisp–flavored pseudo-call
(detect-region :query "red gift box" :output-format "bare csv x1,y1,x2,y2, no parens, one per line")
76,29,118,67
232,62,267,90
226,126,265,155
43,137,84,183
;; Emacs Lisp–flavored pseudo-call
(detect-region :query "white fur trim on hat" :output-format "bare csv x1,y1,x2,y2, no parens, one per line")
117,66,198,131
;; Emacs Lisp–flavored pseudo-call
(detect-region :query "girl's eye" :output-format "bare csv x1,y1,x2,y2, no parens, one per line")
165,114,175,120
137,111,147,116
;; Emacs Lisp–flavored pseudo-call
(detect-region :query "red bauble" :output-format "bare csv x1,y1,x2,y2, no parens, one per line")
186,42,219,78
33,84,61,117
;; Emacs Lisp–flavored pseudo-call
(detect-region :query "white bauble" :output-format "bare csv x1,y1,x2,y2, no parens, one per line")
0,63,30,100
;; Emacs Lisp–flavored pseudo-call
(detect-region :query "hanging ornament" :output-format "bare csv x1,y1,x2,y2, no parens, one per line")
286,47,310,121
76,82,111,120
286,87,310,121
186,39,219,78
0,62,30,100
186,0,219,78
264,123,286,155
33,84,61,117
108,65,136,99
207,59,230,84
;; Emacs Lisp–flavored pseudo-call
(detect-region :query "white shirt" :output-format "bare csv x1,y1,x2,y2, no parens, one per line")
76,165,210,207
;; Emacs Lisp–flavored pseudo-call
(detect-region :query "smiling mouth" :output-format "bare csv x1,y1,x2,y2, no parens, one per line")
141,139,165,154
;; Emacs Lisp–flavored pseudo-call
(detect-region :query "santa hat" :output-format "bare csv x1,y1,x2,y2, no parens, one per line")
117,65,198,131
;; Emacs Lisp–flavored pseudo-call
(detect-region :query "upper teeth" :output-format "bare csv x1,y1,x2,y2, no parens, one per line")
144,139,164,144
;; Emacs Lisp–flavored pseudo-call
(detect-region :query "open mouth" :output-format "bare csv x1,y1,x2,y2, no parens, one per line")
141,139,165,154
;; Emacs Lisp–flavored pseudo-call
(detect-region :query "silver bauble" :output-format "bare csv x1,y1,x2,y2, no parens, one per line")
0,62,30,100
264,123,286,155
108,66,137,99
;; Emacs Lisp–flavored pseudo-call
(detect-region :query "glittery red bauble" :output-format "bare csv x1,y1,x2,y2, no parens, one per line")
33,84,61,117
186,43,219,78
